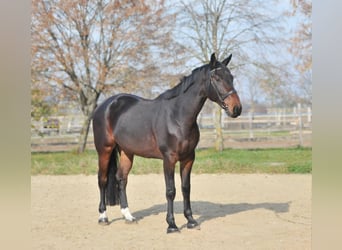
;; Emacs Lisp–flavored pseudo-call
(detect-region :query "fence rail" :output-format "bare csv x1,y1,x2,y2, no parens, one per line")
31,106,312,152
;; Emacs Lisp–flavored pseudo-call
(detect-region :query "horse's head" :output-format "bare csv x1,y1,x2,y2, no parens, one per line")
207,53,242,118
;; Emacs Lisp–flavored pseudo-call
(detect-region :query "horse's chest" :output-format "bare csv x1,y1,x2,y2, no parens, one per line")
176,128,199,153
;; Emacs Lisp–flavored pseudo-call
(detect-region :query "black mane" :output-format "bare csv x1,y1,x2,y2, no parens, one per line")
157,64,208,100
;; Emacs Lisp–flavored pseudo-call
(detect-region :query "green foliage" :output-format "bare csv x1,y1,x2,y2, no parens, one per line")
31,147,311,175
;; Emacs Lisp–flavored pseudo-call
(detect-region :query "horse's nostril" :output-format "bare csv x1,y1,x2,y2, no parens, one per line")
233,105,242,116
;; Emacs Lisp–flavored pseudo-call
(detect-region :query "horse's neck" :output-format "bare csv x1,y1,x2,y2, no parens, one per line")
173,80,207,124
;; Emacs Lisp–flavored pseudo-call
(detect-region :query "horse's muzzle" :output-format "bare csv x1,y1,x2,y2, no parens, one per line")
227,105,242,118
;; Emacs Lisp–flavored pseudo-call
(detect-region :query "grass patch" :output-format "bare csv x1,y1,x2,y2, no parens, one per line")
31,150,98,175
194,147,311,174
31,147,311,175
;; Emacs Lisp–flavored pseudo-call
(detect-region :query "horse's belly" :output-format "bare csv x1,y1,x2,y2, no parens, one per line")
114,128,163,159
120,142,163,159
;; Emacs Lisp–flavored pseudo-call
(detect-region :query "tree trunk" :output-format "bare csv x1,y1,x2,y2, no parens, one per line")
77,88,99,154
77,115,92,154
214,105,224,151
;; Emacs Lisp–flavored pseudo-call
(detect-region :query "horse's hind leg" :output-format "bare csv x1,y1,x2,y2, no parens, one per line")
116,150,136,222
97,145,114,225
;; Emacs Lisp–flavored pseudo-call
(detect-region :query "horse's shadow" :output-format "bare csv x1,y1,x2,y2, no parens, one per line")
131,201,290,228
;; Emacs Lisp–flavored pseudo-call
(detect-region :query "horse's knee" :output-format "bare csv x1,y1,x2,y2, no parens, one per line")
166,187,176,200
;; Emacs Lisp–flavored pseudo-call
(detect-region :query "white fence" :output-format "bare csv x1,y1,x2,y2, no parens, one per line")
31,106,312,152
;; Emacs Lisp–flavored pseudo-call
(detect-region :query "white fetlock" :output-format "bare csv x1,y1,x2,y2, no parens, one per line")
99,211,108,220
98,211,109,224
121,207,136,221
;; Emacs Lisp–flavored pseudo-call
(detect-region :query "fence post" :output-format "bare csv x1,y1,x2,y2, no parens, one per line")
282,108,286,126
276,109,281,126
307,106,312,123
297,103,303,146
249,112,254,140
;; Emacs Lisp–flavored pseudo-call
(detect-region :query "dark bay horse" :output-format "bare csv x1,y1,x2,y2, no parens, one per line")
92,53,242,233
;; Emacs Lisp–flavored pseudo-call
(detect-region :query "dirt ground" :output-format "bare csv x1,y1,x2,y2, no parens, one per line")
31,174,311,250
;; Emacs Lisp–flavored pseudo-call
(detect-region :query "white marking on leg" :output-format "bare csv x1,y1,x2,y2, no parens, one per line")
121,207,136,221
99,211,108,220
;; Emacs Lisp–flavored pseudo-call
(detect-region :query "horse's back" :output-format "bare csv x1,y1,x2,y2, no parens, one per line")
93,94,148,124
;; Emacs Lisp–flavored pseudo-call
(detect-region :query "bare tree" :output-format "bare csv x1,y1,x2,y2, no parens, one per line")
31,0,179,153
289,0,312,105
290,0,311,71
177,0,285,151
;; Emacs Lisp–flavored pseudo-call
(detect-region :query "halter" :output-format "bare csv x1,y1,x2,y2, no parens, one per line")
209,68,236,109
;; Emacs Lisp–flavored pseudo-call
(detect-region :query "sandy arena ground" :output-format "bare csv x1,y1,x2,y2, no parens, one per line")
31,174,311,249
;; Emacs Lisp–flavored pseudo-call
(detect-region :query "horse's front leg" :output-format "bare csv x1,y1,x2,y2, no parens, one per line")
180,153,199,229
163,157,179,233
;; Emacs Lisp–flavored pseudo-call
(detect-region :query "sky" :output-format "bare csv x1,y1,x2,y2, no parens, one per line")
164,0,311,106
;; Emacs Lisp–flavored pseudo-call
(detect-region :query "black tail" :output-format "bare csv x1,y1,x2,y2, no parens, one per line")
106,146,120,206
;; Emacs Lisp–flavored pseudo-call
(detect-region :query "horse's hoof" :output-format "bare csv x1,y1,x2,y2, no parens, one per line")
187,221,200,230
98,217,109,225
167,226,180,234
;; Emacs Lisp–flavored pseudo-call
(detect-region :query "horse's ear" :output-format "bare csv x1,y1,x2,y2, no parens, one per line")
222,54,232,66
209,53,217,69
